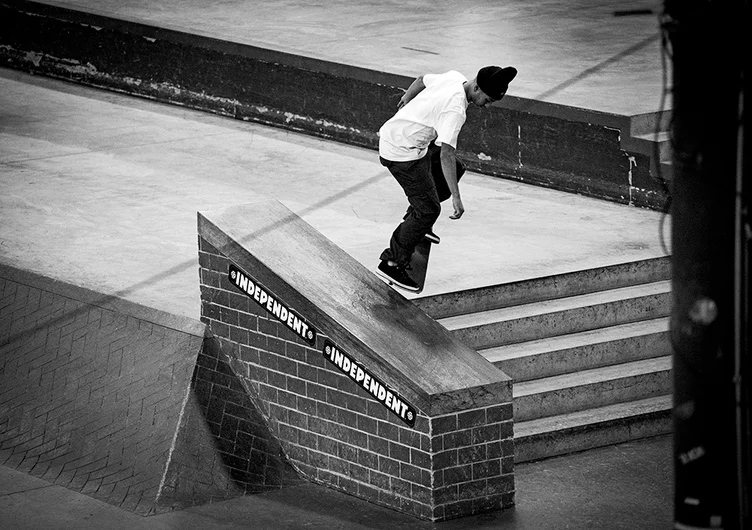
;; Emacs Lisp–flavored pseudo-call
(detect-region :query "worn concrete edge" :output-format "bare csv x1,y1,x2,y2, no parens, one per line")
0,260,207,338
414,256,672,320
3,1,667,157
196,202,512,416
20,0,649,128
2,0,409,89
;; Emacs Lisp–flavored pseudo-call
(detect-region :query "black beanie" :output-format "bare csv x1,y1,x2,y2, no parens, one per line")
477,66,517,99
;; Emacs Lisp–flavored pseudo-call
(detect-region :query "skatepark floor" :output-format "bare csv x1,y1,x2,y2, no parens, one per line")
0,434,672,530
0,62,673,530
0,67,669,320
34,0,668,118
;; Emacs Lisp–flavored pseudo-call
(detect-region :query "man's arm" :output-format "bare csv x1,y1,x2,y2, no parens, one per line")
398,76,426,108
440,143,464,219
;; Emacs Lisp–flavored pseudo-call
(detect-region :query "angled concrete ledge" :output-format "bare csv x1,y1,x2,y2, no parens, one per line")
197,200,514,521
197,200,510,415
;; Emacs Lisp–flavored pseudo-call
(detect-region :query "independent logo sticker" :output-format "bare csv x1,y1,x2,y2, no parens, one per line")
229,263,317,346
324,340,417,428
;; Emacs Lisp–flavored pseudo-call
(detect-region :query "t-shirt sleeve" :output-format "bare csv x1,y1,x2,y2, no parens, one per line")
434,109,466,149
422,73,440,87
424,70,465,88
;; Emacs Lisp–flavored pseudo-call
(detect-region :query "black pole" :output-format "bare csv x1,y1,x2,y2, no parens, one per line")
663,1,749,529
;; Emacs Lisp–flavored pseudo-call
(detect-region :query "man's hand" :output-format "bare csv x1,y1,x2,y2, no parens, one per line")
397,76,426,109
450,195,465,220
440,143,465,219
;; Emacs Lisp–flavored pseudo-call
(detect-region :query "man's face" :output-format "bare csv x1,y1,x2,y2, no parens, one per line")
471,85,502,108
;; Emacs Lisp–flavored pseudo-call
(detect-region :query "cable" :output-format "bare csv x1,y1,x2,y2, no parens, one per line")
655,9,676,257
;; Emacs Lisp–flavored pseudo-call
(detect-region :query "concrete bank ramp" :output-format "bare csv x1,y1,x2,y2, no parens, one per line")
197,199,515,521
0,264,302,515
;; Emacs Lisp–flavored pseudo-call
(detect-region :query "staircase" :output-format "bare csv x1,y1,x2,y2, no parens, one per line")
414,256,673,463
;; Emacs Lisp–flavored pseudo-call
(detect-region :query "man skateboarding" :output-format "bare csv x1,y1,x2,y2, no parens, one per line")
376,65,518,292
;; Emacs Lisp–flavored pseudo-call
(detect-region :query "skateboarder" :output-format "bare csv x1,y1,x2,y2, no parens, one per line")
376,65,518,291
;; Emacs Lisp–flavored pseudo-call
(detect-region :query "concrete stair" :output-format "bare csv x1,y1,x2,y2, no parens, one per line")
414,256,673,463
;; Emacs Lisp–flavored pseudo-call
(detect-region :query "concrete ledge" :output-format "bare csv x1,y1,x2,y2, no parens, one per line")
0,263,205,338
197,200,514,521
0,0,669,210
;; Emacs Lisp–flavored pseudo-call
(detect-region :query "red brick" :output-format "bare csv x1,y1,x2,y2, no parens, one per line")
328,455,348,475
266,369,287,391
347,428,368,450
410,448,431,470
258,350,279,371
278,390,298,410
377,421,398,440
458,445,486,465
306,382,327,402
472,459,501,480
315,401,338,422
239,345,259,364
324,387,348,408
442,499,474,519
399,462,429,486
472,423,501,445
267,337,286,355
366,400,390,421
502,455,514,474
356,414,377,435
317,369,340,389
486,474,515,495
357,448,378,469
444,464,472,486
368,468,390,490
442,429,471,450
297,362,318,383
286,375,306,397
500,421,514,440
297,396,317,416
338,408,356,428
349,462,369,483
358,483,381,504
258,318,279,337
377,455,399,475
298,430,317,450
390,477,411,497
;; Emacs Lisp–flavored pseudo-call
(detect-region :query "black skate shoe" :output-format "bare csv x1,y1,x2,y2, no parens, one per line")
376,261,420,292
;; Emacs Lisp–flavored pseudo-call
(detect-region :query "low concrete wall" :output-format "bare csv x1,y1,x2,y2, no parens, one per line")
0,263,302,515
197,200,514,521
0,0,668,209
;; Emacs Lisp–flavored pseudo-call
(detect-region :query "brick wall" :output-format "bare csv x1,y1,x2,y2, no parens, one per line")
155,335,304,511
197,204,515,522
0,264,301,515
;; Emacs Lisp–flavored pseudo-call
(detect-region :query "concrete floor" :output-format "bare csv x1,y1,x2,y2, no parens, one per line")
0,435,672,529
39,0,668,117
0,62,673,530
0,67,669,320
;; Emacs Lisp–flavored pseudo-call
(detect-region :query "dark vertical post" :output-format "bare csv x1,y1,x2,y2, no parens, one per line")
663,1,749,529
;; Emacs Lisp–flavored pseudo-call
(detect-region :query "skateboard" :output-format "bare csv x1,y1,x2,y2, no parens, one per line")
383,238,432,294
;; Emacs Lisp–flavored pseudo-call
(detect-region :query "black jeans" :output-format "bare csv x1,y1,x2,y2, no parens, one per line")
380,144,465,267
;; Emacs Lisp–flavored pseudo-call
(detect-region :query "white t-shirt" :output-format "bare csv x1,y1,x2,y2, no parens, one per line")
379,70,469,162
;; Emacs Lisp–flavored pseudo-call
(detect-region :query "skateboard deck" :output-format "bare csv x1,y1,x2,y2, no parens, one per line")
384,239,432,294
